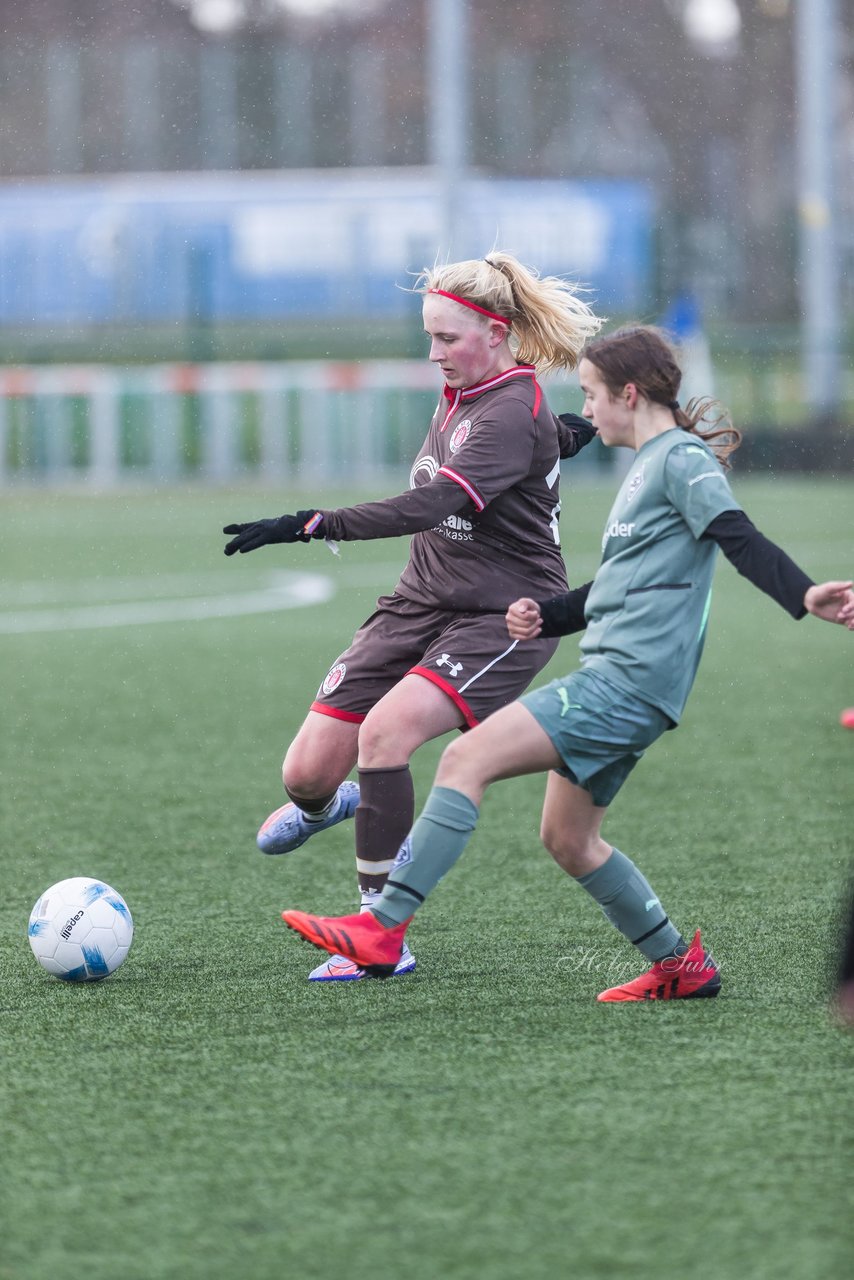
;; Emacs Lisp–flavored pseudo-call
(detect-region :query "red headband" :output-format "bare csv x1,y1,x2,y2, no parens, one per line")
427,289,511,326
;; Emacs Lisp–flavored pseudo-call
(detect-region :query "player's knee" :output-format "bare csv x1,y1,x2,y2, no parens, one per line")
357,708,413,767
281,743,326,797
540,819,590,873
355,713,384,766
281,753,310,796
434,734,481,789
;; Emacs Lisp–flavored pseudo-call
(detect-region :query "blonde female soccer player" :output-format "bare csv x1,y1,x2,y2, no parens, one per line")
224,252,603,980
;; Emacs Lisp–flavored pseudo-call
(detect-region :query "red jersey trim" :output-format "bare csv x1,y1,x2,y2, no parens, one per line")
440,388,462,432
408,666,480,729
309,701,365,724
439,366,539,433
441,365,536,404
437,465,485,511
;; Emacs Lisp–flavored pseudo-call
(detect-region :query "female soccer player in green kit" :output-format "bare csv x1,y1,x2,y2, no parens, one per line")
283,325,854,1002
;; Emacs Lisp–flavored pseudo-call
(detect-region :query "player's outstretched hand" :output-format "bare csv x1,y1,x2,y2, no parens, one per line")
506,597,543,640
804,581,854,629
223,510,318,556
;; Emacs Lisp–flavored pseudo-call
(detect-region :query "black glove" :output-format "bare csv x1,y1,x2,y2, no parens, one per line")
558,412,597,455
223,510,319,556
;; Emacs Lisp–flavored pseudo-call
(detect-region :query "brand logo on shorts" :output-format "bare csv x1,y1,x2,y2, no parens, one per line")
449,420,472,453
321,662,347,696
436,653,463,678
626,463,645,502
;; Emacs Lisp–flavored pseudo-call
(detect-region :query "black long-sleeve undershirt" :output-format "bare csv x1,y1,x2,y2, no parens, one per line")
538,583,593,637
701,509,813,618
537,508,814,638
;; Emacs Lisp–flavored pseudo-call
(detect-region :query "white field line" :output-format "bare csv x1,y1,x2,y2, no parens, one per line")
0,564,407,605
0,571,333,635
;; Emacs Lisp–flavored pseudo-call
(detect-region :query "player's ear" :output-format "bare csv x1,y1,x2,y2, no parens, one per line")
624,382,638,409
488,320,508,347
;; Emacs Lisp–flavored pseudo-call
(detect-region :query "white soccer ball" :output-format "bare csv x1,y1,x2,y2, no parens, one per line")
27,877,134,982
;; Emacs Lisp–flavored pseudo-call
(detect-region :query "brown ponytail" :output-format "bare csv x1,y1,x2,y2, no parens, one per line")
674,397,741,469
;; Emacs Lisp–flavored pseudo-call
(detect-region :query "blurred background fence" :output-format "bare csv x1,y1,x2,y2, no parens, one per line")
0,359,443,486
4,357,853,489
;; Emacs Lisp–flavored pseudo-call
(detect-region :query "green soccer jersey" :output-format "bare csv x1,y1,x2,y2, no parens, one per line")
579,428,742,723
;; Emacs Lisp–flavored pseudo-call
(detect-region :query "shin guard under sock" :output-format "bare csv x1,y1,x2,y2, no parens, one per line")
374,786,479,926
576,848,683,962
354,765,416,894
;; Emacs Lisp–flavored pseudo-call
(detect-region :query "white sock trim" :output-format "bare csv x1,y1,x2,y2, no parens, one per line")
356,857,396,876
303,795,340,825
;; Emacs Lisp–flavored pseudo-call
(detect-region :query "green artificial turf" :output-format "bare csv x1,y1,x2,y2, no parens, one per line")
1,477,852,1280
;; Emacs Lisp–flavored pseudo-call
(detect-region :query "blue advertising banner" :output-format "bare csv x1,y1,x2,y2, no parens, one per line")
0,171,653,327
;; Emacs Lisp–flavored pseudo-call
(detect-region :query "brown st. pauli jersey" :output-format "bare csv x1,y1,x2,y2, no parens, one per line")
319,366,588,613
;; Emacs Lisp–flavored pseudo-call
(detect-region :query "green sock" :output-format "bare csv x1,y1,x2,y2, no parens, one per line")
373,786,479,926
576,848,683,962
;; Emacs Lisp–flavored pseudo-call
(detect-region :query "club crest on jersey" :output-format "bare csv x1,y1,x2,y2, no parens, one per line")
320,662,347,696
626,463,645,502
449,419,472,453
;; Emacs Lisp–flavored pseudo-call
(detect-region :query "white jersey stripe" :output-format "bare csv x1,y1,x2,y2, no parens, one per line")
438,465,485,511
458,639,520,693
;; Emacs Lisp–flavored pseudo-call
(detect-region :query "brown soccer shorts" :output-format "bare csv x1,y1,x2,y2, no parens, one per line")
310,591,559,728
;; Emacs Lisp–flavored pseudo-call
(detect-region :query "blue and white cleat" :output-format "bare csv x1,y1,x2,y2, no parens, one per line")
307,941,417,982
257,780,360,855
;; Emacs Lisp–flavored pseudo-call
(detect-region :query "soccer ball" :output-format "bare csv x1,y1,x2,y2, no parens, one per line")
27,877,134,982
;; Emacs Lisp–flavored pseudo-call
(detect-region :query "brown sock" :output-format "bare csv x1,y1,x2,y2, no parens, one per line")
284,787,338,819
354,765,415,894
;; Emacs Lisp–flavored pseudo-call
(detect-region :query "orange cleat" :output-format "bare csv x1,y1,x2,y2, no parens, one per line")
282,908,411,978
597,929,721,1002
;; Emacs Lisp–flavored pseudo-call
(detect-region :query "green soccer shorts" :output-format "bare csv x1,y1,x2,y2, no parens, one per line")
520,667,673,807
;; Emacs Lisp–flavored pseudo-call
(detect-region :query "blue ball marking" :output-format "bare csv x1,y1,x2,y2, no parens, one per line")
82,882,110,905
61,965,90,983
81,945,110,979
